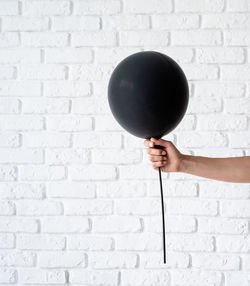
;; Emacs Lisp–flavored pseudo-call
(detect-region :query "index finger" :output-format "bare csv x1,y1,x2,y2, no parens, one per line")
144,139,154,148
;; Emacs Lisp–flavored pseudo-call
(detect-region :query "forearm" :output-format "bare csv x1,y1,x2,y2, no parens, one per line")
180,155,250,183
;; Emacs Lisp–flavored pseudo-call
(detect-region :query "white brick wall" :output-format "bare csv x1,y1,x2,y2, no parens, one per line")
0,0,249,285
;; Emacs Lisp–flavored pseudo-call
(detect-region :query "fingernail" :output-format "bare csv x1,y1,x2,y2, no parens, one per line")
162,151,166,155
150,142,153,147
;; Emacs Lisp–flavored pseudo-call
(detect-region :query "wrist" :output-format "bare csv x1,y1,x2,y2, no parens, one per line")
178,154,194,173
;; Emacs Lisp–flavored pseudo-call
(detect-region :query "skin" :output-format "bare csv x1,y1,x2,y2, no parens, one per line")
144,137,250,183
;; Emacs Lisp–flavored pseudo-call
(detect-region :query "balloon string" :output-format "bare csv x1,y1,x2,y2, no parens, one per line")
158,167,166,264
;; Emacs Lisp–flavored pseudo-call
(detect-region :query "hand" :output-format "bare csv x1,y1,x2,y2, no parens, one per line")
144,137,184,173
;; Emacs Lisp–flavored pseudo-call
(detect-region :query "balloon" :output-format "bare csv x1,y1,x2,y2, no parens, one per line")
108,51,189,139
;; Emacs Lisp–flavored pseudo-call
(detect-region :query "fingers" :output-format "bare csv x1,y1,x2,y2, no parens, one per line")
152,160,167,169
149,155,167,162
147,148,166,156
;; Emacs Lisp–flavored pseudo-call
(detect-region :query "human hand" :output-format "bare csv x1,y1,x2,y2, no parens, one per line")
144,137,184,172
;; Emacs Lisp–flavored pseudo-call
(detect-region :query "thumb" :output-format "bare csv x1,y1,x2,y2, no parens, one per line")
150,137,171,148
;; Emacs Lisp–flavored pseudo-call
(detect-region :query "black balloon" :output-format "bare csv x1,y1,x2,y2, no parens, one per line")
108,51,189,139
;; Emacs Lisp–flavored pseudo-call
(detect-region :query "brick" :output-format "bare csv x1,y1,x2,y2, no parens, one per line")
69,270,119,284
120,31,169,47
0,66,15,79
172,270,222,286
0,183,45,199
0,149,43,164
92,216,142,233
22,98,70,114
0,1,18,15
103,15,150,30
0,217,38,232
71,97,109,114
89,252,138,269
202,14,250,29
144,216,196,233
73,132,122,149
22,132,71,147
147,180,197,197
0,32,19,47
0,166,17,181
242,255,250,270
19,269,66,284
69,64,114,81
47,182,95,199
0,201,15,215
64,199,113,215
217,235,250,252
0,234,15,249
18,165,66,181
197,114,247,130
41,216,89,233
168,234,214,251
23,0,70,16
167,198,218,216
194,82,246,98
17,234,65,250
44,81,91,97
96,181,146,198
70,165,117,181
152,15,199,29
0,98,19,113
45,47,92,63
172,31,222,46
0,49,40,63
21,32,68,47
3,17,49,31
227,0,250,11
225,98,250,114
0,133,20,147
182,64,219,80
225,272,250,286
0,80,42,96
199,181,249,199
0,251,36,267
73,0,121,15
177,131,227,148
175,0,224,12
196,47,245,63
124,0,172,13
119,165,159,180
192,253,240,270
46,148,89,164
198,217,248,235
94,115,123,131
52,16,100,31
92,149,141,164
140,252,190,269
0,268,16,283
71,31,116,47
38,251,86,268
94,47,140,64
221,65,250,80
225,31,250,46
16,200,62,216
19,64,66,80
115,199,160,215
49,116,80,134
67,235,113,250
229,132,250,148
115,233,161,251
122,270,170,284
221,200,250,218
